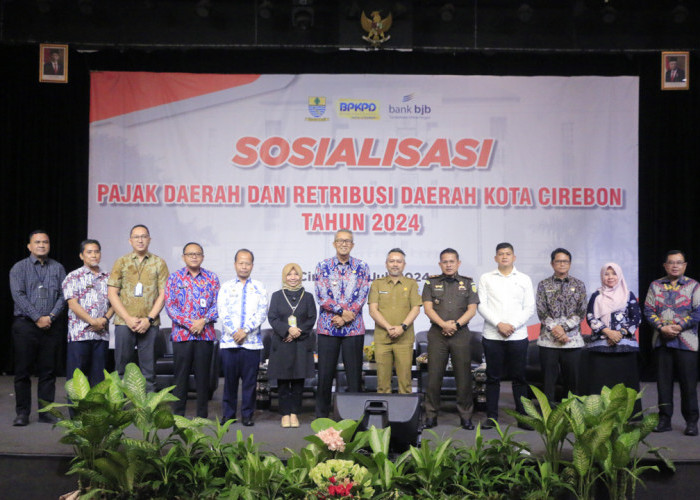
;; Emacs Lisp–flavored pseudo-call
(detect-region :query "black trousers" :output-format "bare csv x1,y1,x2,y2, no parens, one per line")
656,346,699,424
538,346,581,403
172,340,214,418
278,378,304,415
12,317,61,416
315,334,364,418
66,339,108,387
426,326,473,419
482,338,529,420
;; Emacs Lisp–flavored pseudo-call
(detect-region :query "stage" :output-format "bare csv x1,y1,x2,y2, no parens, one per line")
0,376,699,499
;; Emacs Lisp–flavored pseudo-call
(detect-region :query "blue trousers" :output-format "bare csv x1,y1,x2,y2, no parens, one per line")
220,347,260,420
66,339,108,387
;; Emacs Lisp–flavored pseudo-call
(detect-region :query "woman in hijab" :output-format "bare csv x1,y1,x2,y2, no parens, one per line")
585,262,642,398
267,263,317,428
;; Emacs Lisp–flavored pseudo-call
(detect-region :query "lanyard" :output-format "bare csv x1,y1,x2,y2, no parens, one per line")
282,289,304,315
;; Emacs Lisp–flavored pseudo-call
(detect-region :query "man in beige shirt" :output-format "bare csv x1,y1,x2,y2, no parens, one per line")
369,248,422,394
108,224,168,391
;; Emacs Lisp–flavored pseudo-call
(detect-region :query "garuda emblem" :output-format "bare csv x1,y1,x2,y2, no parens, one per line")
361,10,392,47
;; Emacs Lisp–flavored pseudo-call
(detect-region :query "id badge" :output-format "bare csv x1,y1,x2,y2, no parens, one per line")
134,282,143,297
200,298,207,308
38,285,48,299
288,315,297,328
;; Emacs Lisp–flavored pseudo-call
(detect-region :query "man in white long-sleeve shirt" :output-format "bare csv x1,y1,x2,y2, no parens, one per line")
477,242,535,429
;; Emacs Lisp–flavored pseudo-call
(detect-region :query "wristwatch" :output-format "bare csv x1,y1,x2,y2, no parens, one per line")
455,321,462,329
148,316,155,325
401,323,408,332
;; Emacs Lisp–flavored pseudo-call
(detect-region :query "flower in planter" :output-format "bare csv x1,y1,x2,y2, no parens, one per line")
316,426,346,452
309,459,374,499
363,342,375,362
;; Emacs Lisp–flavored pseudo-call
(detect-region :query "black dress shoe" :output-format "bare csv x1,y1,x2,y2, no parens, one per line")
461,418,475,430
12,414,29,427
684,422,698,436
38,413,58,424
424,417,437,429
481,418,497,430
241,417,254,427
653,418,672,433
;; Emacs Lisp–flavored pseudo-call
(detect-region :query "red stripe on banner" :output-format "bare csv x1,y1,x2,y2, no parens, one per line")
89,72,260,122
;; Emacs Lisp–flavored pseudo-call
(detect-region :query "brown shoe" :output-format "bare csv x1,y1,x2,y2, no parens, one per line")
281,415,291,428
290,414,300,428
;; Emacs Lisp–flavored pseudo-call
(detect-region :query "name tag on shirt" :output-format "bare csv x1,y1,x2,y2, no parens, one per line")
200,298,207,308
38,285,48,299
379,291,389,294
134,282,143,297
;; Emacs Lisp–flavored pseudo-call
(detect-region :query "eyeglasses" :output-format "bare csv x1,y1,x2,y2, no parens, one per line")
131,235,150,240
665,261,686,266
335,239,354,245
184,252,203,258
553,260,570,264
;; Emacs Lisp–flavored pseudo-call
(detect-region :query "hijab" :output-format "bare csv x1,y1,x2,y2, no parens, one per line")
282,262,303,291
593,262,629,327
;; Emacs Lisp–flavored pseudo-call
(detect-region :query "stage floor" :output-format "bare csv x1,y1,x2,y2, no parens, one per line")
1,376,699,463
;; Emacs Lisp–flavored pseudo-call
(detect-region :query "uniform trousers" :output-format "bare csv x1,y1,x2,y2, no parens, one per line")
220,347,260,421
12,317,61,416
426,326,473,419
538,346,581,403
656,345,699,424
315,334,364,418
482,337,529,419
115,324,157,392
172,340,214,418
66,339,108,387
375,340,413,394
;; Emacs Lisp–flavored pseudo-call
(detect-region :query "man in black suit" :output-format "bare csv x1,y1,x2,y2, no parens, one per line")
665,57,685,83
43,50,64,76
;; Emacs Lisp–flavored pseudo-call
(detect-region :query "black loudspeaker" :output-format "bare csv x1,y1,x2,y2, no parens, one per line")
333,393,422,452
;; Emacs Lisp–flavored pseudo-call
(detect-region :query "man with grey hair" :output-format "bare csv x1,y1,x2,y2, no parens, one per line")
314,229,371,418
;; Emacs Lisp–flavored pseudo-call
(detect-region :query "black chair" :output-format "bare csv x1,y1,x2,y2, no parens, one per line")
154,327,221,399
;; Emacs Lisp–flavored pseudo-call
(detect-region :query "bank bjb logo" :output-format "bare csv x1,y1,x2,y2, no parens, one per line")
388,93,432,119
337,99,380,120
308,96,327,118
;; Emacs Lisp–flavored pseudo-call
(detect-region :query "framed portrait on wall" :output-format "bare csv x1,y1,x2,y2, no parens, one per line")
661,51,689,91
39,44,68,83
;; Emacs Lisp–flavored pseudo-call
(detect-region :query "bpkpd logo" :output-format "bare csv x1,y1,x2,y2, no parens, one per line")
337,99,380,120
306,97,329,122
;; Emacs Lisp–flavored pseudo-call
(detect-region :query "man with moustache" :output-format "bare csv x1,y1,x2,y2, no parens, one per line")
217,249,267,426
422,248,479,430
314,229,371,418
535,248,587,403
9,229,66,426
478,242,535,429
108,224,169,392
645,250,700,436
164,242,220,418
368,248,422,394
62,239,113,388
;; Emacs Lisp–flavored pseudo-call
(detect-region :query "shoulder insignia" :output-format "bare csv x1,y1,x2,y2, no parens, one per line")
471,282,477,293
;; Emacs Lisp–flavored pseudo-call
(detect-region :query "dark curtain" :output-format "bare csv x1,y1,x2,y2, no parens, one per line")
1,45,699,379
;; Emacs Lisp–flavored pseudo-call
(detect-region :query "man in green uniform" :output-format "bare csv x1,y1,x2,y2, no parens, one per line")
422,248,479,430
368,248,422,394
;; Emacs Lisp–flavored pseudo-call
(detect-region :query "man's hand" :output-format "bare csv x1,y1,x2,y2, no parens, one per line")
190,318,207,335
35,316,52,329
88,317,108,332
126,315,141,331
660,324,681,339
134,318,150,334
551,325,570,344
497,322,515,337
233,328,247,344
387,325,403,338
331,315,346,328
341,310,356,323
442,320,458,337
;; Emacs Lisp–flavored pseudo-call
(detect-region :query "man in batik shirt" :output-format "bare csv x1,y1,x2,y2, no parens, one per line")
314,229,370,418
